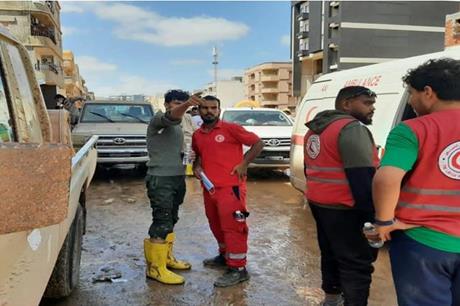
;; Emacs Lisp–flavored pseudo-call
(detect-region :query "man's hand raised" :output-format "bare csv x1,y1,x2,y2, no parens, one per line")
186,95,204,107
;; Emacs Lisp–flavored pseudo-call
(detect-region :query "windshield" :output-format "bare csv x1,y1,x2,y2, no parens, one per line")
222,110,292,126
81,103,153,123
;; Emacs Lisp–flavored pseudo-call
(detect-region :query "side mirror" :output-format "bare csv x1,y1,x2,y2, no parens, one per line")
0,143,72,234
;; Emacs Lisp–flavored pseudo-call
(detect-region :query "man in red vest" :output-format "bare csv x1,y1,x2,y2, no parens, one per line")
371,58,460,305
304,86,379,306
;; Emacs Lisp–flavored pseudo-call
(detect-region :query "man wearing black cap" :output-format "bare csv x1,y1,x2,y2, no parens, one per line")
303,86,379,306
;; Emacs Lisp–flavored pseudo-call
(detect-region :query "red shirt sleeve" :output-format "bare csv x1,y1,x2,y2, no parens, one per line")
228,123,260,146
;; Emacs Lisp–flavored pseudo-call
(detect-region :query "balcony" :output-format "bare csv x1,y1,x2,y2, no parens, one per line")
297,50,310,58
261,75,279,82
261,100,283,107
64,76,75,86
297,31,309,39
63,60,75,75
297,12,309,21
32,1,59,24
31,24,56,44
34,62,63,86
261,87,279,94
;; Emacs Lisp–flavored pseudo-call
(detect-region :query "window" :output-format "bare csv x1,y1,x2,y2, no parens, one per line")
81,103,153,123
300,3,309,13
5,43,42,142
222,110,292,127
299,38,309,51
0,67,13,143
300,20,309,32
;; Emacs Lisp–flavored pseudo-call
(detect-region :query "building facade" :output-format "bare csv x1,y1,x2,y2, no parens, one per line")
244,62,294,110
63,50,89,100
445,11,460,48
0,1,64,108
200,76,245,109
291,1,460,102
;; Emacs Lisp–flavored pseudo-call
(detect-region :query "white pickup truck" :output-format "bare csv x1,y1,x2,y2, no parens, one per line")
0,28,98,305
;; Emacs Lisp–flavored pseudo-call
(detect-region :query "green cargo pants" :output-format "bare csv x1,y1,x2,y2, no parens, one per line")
145,175,186,239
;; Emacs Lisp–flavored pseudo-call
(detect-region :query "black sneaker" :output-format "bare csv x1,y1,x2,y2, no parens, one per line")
203,254,226,268
213,267,250,287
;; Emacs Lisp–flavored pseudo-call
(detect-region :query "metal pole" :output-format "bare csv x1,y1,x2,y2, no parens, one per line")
212,46,218,93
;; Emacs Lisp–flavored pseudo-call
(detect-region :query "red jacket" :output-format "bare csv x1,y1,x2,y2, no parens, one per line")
397,110,460,236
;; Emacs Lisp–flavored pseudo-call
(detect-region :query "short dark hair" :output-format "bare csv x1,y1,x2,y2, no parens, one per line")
402,58,460,101
335,86,376,109
202,95,221,108
164,89,190,103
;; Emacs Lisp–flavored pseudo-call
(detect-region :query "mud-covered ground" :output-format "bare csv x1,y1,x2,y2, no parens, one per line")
42,168,396,306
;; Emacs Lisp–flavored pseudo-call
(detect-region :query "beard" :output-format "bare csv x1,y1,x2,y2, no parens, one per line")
350,111,373,125
202,116,218,124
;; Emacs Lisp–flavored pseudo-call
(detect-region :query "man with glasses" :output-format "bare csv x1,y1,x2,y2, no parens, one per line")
303,86,379,306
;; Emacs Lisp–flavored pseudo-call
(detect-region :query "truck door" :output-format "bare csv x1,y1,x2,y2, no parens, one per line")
0,39,72,235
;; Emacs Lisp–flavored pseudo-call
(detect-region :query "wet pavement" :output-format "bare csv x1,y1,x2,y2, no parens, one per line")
41,168,396,306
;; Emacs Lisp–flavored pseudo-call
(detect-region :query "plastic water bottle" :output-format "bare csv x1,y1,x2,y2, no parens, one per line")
199,171,215,194
182,143,193,165
363,222,384,248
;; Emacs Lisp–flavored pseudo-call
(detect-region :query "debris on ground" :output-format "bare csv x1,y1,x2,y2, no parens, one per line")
103,198,114,205
92,267,123,283
126,198,136,204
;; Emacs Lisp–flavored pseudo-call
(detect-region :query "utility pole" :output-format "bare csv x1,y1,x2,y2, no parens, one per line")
212,46,218,94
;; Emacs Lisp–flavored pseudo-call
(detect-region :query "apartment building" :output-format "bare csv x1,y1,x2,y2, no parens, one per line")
445,11,460,48
291,1,460,102
244,62,295,110
200,77,245,109
0,1,64,108
63,50,90,100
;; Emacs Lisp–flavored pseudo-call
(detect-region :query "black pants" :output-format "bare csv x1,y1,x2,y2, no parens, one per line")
146,175,186,239
309,202,378,306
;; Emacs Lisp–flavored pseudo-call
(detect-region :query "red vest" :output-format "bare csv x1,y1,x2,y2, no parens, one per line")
304,118,379,207
397,110,460,236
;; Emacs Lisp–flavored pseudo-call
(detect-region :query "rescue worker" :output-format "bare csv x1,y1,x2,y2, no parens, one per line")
303,86,379,306
371,58,460,306
144,89,202,285
192,95,264,287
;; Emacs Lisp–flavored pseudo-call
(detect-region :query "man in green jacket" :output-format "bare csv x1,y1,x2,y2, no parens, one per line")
143,89,201,285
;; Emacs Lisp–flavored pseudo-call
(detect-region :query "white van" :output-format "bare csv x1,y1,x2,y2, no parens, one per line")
290,46,460,192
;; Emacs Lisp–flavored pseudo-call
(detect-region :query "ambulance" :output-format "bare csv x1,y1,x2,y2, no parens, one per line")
290,46,460,192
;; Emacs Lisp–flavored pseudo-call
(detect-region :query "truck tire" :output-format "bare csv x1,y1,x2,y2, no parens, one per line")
43,205,84,298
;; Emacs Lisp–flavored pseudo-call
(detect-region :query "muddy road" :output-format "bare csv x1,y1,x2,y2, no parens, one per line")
41,169,396,306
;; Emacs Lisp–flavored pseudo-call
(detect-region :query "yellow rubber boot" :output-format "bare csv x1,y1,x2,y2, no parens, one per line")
165,233,192,270
143,239,185,285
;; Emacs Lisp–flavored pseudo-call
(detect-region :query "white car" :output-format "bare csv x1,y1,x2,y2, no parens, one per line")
221,108,293,169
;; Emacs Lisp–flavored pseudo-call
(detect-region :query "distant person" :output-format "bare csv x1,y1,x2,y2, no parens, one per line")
144,89,202,285
192,95,264,287
370,58,460,306
304,86,379,306
54,94,67,109
54,94,80,128
191,106,203,128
